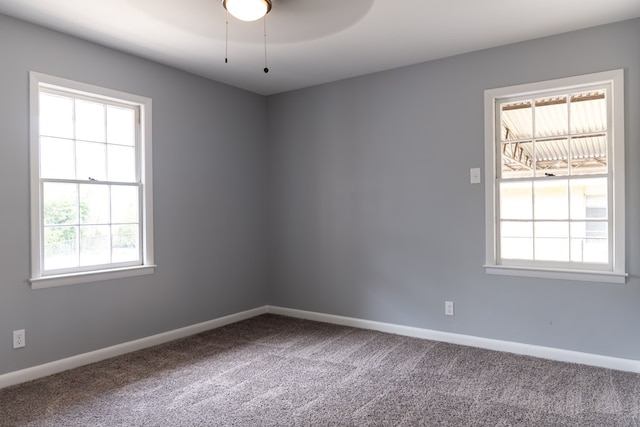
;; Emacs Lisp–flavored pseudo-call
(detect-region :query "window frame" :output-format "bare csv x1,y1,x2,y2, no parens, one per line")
484,69,626,283
29,72,155,289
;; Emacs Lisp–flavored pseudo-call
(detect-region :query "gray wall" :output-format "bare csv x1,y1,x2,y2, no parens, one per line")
2,12,639,378
0,14,268,375
267,19,640,360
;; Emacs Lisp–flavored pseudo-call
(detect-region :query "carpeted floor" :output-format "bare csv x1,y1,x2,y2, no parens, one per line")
1,314,640,426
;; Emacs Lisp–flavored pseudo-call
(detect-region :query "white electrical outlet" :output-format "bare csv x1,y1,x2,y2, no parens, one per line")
13,329,25,349
445,301,454,316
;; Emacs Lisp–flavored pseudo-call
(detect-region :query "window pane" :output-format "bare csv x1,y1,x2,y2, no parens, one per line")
534,179,568,220
111,186,139,223
501,142,534,178
76,141,107,181
569,178,607,220
534,221,569,262
500,181,532,220
535,139,569,177
40,93,73,139
107,106,135,146
501,238,534,260
44,226,78,270
500,101,533,178
79,225,110,266
569,135,607,175
75,99,106,142
534,138,568,177
502,221,533,238
535,96,568,138
43,182,78,225
41,137,75,179
535,238,569,262
108,145,136,182
501,101,532,140
570,91,606,134
79,184,110,224
570,222,608,263
112,224,140,263
536,221,569,238
500,221,533,261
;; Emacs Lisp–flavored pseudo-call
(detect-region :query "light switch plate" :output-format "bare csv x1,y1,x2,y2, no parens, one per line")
470,168,481,184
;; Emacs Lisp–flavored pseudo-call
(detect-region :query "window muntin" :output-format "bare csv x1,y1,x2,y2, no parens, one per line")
30,72,154,288
485,70,625,282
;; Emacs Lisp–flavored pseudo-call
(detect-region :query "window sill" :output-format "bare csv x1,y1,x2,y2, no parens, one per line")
484,264,627,284
29,265,156,289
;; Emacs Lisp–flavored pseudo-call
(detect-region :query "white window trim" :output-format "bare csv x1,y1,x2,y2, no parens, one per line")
484,69,626,283
29,71,156,289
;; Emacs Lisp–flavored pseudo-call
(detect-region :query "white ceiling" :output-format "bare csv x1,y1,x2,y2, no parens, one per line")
0,0,638,95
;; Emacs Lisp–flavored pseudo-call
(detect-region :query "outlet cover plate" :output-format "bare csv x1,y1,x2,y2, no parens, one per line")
13,329,25,348
445,301,454,316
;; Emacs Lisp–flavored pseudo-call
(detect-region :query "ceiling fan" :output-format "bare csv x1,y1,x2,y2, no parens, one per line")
222,0,271,22
221,0,273,72
219,0,374,73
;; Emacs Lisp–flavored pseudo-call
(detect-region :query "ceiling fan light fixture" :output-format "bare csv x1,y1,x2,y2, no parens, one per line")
223,0,272,22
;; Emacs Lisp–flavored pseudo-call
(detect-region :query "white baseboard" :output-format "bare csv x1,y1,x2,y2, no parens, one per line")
267,305,640,374
3,304,639,390
0,306,267,390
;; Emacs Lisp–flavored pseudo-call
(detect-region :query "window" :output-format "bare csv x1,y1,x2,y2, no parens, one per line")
484,70,625,283
29,72,155,288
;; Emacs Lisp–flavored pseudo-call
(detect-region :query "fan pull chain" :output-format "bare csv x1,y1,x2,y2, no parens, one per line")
263,15,269,73
225,9,229,63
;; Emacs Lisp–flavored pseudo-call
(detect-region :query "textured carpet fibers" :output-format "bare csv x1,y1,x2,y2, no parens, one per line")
1,314,640,426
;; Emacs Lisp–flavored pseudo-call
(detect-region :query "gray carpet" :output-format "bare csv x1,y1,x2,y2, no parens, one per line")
1,314,639,426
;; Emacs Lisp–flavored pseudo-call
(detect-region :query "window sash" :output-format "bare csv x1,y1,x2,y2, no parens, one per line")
494,172,613,269
40,178,143,276
39,87,141,184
